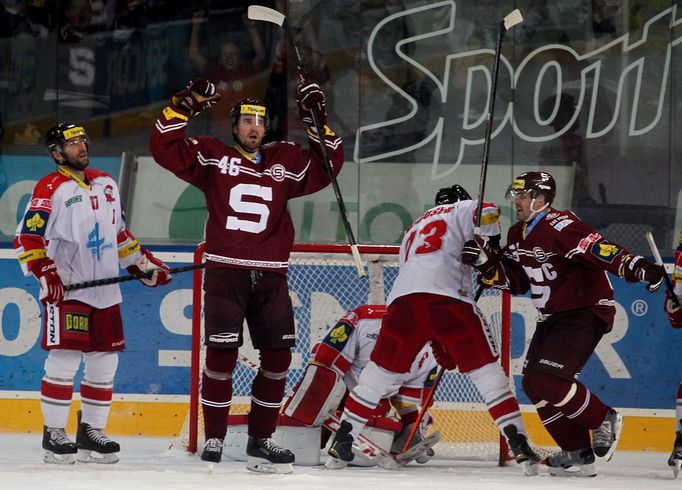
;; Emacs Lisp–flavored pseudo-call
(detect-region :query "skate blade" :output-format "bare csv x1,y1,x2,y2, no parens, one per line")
547,463,596,477
77,449,119,464
521,460,539,476
246,456,293,474
671,459,681,478
43,451,76,465
601,412,624,463
324,456,350,470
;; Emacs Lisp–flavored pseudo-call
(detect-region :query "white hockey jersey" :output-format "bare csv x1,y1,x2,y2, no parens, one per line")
315,305,437,395
14,167,144,309
387,199,501,306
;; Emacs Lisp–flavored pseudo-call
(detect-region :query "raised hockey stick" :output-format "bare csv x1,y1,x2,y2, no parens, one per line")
474,9,523,234
247,5,365,278
64,263,206,291
645,231,680,307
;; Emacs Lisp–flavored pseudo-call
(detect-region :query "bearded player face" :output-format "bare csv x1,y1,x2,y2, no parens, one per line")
234,114,266,152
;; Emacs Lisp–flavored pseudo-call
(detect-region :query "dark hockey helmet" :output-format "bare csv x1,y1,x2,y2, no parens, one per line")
435,184,472,205
506,171,556,204
230,98,268,130
45,123,88,153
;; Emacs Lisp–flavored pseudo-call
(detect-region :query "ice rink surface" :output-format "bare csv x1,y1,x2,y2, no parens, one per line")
0,434,679,490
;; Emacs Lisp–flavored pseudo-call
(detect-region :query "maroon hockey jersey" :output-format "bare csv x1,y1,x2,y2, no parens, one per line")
492,208,638,327
150,108,344,272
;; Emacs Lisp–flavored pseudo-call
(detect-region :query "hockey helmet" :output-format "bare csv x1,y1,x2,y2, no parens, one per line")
230,98,268,129
506,171,556,205
435,184,472,205
45,123,88,153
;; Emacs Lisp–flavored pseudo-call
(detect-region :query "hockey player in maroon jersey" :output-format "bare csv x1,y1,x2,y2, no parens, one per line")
15,123,172,464
464,171,665,476
150,78,343,473
664,232,682,477
326,185,540,474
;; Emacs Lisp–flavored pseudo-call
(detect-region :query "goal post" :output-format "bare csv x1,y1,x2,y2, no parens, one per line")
183,242,512,462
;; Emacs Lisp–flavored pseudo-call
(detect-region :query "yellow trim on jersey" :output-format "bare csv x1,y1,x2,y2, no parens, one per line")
58,166,90,190
62,126,86,140
18,249,47,264
234,144,259,163
163,106,189,121
118,240,141,259
480,211,500,226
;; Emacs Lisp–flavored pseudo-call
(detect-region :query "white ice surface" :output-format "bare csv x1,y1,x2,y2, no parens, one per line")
0,434,678,490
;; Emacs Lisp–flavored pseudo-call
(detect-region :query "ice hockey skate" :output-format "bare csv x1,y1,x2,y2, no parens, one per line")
668,429,682,478
592,408,623,461
246,436,295,474
391,423,441,466
503,425,540,476
42,426,77,464
543,447,596,477
326,420,355,469
200,438,224,463
76,418,120,464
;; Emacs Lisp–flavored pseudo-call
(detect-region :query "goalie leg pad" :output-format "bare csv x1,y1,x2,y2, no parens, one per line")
284,364,345,426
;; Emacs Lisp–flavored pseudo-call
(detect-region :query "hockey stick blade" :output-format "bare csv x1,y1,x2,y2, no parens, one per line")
503,9,523,31
394,431,440,465
247,5,285,27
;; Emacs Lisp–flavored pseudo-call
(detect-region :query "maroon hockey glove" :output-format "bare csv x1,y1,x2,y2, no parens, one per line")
430,341,456,371
171,78,221,118
461,235,499,279
33,258,64,304
126,249,172,287
665,290,682,328
620,255,664,292
296,80,327,127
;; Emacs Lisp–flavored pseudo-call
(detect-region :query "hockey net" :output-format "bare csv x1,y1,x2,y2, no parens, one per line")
178,243,512,463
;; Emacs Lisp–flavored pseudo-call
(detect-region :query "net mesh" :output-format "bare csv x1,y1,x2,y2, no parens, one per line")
176,245,509,462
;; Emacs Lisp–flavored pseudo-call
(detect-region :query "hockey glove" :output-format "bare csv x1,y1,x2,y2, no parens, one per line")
620,255,665,292
295,80,327,127
33,258,65,304
171,78,221,118
430,341,456,371
665,290,682,328
126,249,172,287
461,235,499,279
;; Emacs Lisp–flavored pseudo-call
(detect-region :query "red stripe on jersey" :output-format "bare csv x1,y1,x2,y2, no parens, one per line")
313,342,343,368
41,380,74,401
353,304,387,320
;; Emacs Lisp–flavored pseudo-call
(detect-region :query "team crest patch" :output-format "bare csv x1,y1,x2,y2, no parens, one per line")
326,322,351,346
269,164,286,182
64,312,89,334
590,241,622,263
22,210,48,235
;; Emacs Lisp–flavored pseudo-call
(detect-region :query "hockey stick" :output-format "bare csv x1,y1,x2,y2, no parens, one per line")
400,366,445,454
64,263,207,291
323,411,399,470
247,5,365,278
474,9,523,234
645,231,680,307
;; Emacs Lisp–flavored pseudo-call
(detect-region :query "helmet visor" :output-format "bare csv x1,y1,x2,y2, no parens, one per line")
505,178,530,200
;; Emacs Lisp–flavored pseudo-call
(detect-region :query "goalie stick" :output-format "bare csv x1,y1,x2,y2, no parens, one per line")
645,231,680,307
247,5,365,278
64,263,206,291
474,9,523,234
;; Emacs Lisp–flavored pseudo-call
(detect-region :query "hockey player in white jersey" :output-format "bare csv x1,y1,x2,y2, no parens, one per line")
326,185,539,474
283,304,439,465
14,123,172,464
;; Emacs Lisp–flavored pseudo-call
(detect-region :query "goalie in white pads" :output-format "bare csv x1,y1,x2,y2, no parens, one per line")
326,185,539,474
14,124,172,464
284,304,440,466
